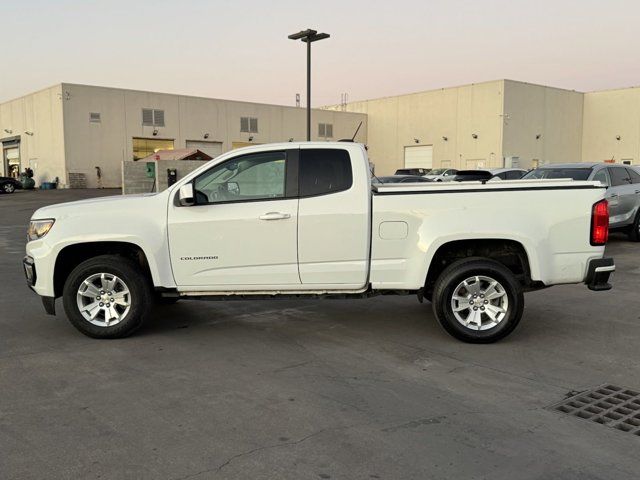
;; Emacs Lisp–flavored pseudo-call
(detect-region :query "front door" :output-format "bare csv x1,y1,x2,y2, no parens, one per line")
168,149,300,288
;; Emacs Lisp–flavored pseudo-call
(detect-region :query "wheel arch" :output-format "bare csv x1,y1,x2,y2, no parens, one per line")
423,238,539,299
53,241,154,298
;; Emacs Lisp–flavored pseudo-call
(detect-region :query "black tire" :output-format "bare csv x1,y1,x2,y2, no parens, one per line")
2,182,15,194
628,210,640,242
431,257,524,343
62,255,152,338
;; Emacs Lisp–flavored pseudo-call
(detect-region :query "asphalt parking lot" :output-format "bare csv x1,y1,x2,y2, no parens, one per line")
1,189,640,480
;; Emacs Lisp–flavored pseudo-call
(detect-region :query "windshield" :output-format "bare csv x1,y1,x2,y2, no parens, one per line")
428,169,447,175
522,168,592,181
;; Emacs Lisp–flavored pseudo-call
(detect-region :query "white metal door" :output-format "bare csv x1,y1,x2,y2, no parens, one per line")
168,149,300,288
297,146,370,287
404,145,433,169
168,199,300,287
185,140,223,158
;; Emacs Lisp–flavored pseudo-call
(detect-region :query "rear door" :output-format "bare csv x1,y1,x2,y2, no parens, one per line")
607,167,635,226
297,146,370,287
626,167,640,221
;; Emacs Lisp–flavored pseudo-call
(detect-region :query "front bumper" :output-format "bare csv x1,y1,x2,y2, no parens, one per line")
23,255,56,315
585,257,615,291
23,255,36,289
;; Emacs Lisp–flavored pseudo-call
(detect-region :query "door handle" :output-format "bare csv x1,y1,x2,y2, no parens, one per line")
607,194,618,198
635,190,640,194
259,212,291,221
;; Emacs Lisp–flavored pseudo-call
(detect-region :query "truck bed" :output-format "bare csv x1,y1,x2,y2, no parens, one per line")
370,178,606,290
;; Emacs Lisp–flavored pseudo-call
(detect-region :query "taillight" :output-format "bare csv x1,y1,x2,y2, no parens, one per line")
591,199,609,246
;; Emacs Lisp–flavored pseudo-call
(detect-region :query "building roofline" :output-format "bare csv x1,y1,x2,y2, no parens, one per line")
502,79,583,94
325,78,590,108
57,82,360,114
584,84,640,94
0,83,63,105
325,79,506,107
1,81,364,115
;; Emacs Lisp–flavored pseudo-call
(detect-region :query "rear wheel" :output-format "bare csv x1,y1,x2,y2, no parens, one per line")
431,258,524,343
62,255,151,338
628,210,640,242
2,182,15,193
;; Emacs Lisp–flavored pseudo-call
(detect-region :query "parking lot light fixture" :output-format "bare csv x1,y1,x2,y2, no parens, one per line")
288,28,330,141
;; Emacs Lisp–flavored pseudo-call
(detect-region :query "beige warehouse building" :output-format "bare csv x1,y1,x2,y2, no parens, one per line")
2,79,639,187
326,79,640,175
0,83,367,188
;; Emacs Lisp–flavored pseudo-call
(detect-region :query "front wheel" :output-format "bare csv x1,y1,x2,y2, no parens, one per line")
62,255,152,338
431,258,524,343
2,182,15,194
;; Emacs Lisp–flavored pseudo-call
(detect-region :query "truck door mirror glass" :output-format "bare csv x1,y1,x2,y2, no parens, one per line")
179,183,195,206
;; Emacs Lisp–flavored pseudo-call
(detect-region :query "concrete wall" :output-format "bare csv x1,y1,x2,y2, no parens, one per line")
121,161,155,195
0,85,66,186
122,159,208,194
502,81,584,169
155,160,207,192
582,87,640,164
61,83,367,188
329,80,505,175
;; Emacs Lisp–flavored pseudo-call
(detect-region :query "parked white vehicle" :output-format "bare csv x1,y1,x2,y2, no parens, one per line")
24,142,614,343
424,168,458,182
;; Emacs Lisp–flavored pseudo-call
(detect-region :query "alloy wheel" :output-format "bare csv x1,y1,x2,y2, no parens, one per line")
450,275,509,330
76,273,131,327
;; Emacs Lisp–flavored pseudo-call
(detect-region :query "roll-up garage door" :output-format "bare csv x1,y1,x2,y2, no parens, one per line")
404,145,433,169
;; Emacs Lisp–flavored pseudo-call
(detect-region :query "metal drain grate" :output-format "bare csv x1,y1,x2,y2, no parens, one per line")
551,384,640,435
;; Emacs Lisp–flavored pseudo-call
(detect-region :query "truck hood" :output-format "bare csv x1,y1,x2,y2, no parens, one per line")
31,193,160,220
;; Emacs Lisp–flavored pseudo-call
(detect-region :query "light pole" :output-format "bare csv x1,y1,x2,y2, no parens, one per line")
288,29,330,141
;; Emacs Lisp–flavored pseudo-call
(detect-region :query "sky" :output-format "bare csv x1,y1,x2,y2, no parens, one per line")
1,0,639,106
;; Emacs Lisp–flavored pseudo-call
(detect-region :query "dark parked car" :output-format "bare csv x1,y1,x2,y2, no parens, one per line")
394,168,430,176
522,163,640,240
0,176,22,194
490,168,528,180
453,170,495,182
374,175,432,184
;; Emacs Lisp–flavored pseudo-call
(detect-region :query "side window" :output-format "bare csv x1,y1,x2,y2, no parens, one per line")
299,149,353,197
608,167,630,187
507,171,524,179
592,169,610,186
626,168,640,184
194,151,286,204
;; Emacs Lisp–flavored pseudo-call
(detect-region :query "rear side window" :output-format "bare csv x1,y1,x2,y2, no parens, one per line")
299,149,353,197
608,167,630,186
626,168,640,184
506,170,524,180
523,168,592,180
592,169,610,186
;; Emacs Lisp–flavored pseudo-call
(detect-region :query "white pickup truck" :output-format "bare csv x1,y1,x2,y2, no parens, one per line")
24,142,615,343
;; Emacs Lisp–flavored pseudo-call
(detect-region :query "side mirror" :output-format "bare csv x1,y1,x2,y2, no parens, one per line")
227,182,240,195
179,183,195,206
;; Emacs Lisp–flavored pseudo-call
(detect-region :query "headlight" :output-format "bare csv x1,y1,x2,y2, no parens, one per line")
27,219,55,241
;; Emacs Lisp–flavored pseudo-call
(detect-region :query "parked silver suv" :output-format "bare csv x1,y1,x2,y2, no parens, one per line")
522,163,640,241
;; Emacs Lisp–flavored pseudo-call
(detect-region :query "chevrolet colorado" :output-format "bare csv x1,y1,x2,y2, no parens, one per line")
24,142,615,343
